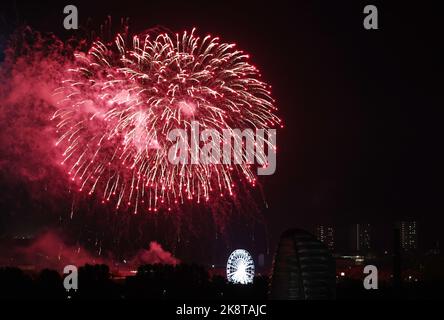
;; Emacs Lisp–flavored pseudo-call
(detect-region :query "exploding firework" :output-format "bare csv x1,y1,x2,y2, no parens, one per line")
52,28,281,214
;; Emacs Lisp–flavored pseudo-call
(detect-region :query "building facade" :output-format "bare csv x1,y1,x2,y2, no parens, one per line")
315,225,335,252
351,223,371,253
399,221,418,252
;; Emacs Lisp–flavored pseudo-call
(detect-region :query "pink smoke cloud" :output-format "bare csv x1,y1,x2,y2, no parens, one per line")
0,28,71,193
129,242,180,266
7,231,179,271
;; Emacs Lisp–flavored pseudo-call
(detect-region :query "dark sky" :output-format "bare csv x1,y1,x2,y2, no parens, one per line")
0,0,442,259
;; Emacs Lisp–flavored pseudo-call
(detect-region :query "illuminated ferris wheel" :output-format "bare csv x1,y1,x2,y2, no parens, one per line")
226,249,255,284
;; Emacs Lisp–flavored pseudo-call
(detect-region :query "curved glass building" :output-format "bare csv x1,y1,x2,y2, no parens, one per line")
269,228,336,300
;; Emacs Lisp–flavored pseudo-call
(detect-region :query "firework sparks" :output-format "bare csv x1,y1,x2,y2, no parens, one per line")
52,28,281,213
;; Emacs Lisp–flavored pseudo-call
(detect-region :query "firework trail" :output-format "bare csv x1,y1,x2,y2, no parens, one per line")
52,28,281,214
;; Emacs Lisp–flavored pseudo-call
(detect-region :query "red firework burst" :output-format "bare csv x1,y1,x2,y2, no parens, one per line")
52,28,281,213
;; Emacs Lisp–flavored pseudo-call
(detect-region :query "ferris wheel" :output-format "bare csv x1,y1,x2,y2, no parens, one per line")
226,249,255,284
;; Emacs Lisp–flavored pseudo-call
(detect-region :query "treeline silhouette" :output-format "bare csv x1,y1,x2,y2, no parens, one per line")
0,264,269,299
1,264,444,299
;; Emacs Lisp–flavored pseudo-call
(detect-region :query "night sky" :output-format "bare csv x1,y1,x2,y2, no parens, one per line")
0,1,442,261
